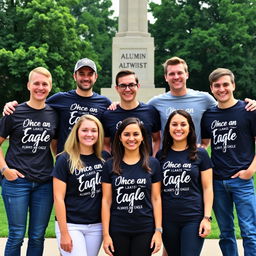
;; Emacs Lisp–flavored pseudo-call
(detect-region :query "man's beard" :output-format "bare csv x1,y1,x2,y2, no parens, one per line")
77,81,94,91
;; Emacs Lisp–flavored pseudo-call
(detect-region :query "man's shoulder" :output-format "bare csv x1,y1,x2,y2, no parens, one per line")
147,91,169,104
138,102,157,111
47,90,76,102
187,89,213,98
92,92,111,103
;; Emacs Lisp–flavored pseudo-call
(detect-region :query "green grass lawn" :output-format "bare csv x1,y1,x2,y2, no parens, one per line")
0,141,254,238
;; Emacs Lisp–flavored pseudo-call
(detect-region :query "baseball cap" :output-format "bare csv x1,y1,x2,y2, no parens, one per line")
74,58,97,73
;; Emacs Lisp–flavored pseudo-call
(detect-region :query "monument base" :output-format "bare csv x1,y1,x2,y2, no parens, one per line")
112,36,155,88
101,88,165,103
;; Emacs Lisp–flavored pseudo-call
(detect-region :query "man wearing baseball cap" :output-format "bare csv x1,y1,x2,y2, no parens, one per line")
3,58,111,154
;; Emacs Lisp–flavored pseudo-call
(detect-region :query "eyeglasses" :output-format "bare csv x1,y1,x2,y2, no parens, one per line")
117,83,138,90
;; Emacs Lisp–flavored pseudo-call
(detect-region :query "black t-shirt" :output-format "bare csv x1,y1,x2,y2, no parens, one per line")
52,151,110,224
201,100,256,179
102,157,162,233
0,103,58,182
46,90,111,153
156,148,212,222
102,102,161,154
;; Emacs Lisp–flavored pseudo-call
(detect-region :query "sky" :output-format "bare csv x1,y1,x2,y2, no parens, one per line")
110,0,161,21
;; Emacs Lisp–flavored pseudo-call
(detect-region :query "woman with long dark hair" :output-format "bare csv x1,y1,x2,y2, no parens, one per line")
157,110,213,256
52,114,110,256
101,117,162,256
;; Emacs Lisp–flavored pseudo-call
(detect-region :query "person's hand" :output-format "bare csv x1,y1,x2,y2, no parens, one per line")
244,98,256,111
231,168,254,180
103,234,114,256
150,231,162,254
107,101,120,111
3,168,24,181
199,218,211,238
60,232,73,253
2,100,18,116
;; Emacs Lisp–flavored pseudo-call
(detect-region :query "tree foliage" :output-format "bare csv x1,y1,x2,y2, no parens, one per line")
71,0,117,92
149,0,256,98
0,0,116,107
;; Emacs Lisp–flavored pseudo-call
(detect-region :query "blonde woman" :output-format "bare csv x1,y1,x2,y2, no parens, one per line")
0,67,57,256
52,115,110,256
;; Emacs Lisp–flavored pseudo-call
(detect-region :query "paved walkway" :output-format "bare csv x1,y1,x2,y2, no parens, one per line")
0,238,244,255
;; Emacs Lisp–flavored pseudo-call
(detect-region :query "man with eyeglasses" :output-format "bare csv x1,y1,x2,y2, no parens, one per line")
102,70,161,156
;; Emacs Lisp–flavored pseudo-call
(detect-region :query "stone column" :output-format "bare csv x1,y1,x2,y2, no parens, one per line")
101,0,164,102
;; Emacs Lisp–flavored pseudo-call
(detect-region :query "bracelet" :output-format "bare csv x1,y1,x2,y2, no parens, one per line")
155,227,163,233
203,216,212,222
0,166,8,175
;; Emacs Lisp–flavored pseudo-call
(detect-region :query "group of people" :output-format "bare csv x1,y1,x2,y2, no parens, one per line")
0,56,255,256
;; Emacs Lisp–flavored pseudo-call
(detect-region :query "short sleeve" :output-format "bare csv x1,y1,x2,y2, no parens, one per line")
198,148,213,171
101,160,113,183
52,153,70,182
201,112,211,139
150,157,162,183
151,106,161,133
0,115,13,138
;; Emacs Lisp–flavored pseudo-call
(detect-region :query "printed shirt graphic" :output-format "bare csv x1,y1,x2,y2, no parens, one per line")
47,90,111,153
52,151,110,224
0,103,58,182
201,100,256,179
156,148,212,222
148,89,216,143
102,102,161,153
102,157,162,233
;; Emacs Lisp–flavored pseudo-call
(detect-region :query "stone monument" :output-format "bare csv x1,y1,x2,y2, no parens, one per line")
101,0,164,102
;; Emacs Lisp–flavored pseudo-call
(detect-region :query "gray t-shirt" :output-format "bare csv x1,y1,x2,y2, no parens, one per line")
147,89,216,143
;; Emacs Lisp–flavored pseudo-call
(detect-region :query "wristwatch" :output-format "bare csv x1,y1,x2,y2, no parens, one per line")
203,216,212,222
155,227,163,233
0,166,8,175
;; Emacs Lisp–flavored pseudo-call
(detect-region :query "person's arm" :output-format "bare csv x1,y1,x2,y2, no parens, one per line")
231,138,256,179
201,139,211,149
2,100,18,116
102,182,114,256
107,102,120,111
244,98,256,111
50,139,58,157
104,137,112,154
152,131,161,157
199,168,213,238
0,137,24,180
53,177,73,253
150,181,162,254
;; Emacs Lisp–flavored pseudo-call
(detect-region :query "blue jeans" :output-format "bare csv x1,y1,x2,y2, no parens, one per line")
213,177,256,256
162,220,204,256
1,177,53,256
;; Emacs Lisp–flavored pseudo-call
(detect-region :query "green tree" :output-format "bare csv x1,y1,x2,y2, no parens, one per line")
149,0,256,98
71,0,117,92
0,0,97,107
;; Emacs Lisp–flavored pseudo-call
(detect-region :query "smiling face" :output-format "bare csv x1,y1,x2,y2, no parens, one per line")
120,123,143,152
73,66,98,93
169,114,190,143
116,74,139,103
27,72,52,102
165,64,188,95
78,119,98,150
210,75,235,105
